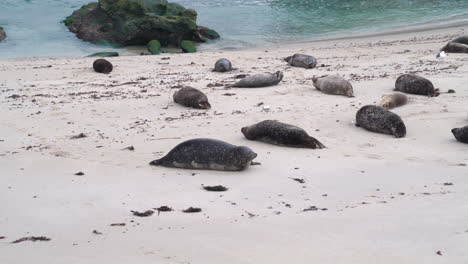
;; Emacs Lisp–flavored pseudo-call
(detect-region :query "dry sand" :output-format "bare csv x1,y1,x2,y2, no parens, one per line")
0,25,467,263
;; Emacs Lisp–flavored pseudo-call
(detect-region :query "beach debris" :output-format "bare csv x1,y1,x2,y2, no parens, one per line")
110,223,126,226
182,207,202,213
123,146,135,151
92,230,103,235
436,251,442,256
436,51,447,58
154,206,173,215
70,133,87,139
0,236,5,239
290,177,305,184
131,210,154,217
11,236,51,243
202,185,228,192
222,93,236,96
74,171,84,176
244,211,257,218
443,182,454,186
302,206,327,212
262,105,271,112
250,161,261,166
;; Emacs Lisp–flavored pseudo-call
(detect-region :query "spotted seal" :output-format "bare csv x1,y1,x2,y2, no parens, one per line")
149,138,257,171
213,58,235,72
380,92,408,109
228,71,283,88
394,74,438,97
284,54,317,69
313,75,354,97
439,35,468,55
451,126,468,143
173,87,211,109
355,105,406,138
241,120,325,149
93,59,113,74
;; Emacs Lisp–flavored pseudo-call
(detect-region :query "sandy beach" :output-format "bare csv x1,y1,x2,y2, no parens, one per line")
1,25,467,263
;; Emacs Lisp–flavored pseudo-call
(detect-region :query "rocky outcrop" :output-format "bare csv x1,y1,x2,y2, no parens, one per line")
180,40,196,53
147,40,161,54
0,27,6,41
64,0,219,49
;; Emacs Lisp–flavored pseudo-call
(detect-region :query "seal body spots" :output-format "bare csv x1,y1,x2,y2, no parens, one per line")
284,54,317,69
93,59,113,74
313,75,354,97
173,87,211,109
229,71,283,88
380,92,408,109
451,126,468,143
355,105,406,138
241,120,325,149
213,58,233,72
395,74,438,97
149,138,257,171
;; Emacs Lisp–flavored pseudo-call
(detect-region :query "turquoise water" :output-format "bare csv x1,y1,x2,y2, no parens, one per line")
1,0,468,58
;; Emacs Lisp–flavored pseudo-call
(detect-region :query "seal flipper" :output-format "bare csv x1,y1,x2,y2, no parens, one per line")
305,136,326,149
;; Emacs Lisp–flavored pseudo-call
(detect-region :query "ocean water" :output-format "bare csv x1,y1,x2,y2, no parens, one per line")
1,0,468,58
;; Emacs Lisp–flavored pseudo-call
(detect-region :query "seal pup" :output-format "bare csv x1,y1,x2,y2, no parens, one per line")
355,105,406,138
227,71,283,88
93,59,113,74
173,87,211,109
284,54,317,69
241,120,325,149
380,92,408,109
149,138,257,171
451,126,468,143
394,74,438,97
213,58,236,72
313,75,354,97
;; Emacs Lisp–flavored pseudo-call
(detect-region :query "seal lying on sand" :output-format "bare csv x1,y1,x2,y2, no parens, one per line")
93,59,113,74
380,92,408,109
394,74,438,97
213,58,235,72
313,75,354,97
173,87,211,109
284,54,317,69
451,126,468,143
149,138,257,171
439,35,468,55
228,71,283,88
241,120,325,149
355,105,406,138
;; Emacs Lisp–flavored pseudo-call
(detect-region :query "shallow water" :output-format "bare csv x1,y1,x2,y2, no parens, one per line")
1,0,468,58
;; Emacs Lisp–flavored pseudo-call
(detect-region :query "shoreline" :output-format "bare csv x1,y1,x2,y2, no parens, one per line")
1,18,467,264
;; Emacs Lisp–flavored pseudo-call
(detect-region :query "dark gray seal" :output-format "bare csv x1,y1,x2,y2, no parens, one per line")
440,42,468,54
313,75,354,97
93,59,113,74
149,138,257,171
451,126,468,143
228,71,283,88
380,92,408,109
0,27,6,41
394,74,438,97
213,58,235,72
284,54,317,69
241,120,325,149
173,87,211,109
355,105,406,138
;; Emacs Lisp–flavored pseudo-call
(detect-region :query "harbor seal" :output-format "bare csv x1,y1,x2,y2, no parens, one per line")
241,120,325,149
440,42,468,54
149,138,257,171
228,71,283,88
451,126,468,143
213,58,235,72
313,75,354,97
394,74,438,97
93,59,113,74
355,105,406,138
173,87,211,109
284,54,317,69
380,92,408,109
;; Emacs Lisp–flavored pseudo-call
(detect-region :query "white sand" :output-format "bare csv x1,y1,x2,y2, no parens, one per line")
0,26,467,263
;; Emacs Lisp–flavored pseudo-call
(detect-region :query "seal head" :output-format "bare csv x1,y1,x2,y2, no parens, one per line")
451,126,468,143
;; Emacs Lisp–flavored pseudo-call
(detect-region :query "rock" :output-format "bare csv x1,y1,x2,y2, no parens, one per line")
0,27,6,41
147,40,161,54
180,40,196,53
86,52,119,57
64,0,219,50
